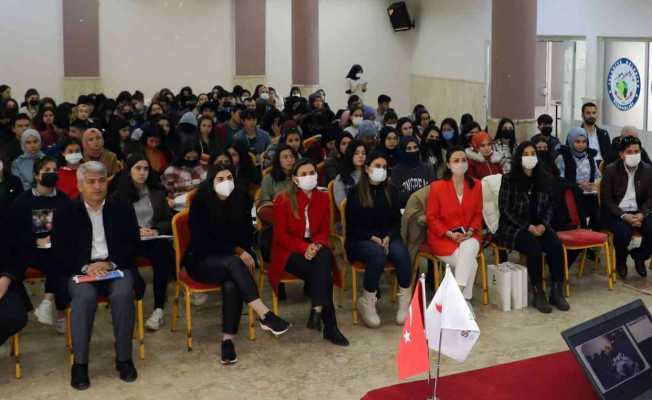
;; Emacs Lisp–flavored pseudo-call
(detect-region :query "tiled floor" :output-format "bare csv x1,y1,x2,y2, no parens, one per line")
1,260,650,400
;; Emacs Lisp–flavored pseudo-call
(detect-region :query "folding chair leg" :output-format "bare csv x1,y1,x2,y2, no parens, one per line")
171,282,180,332
65,308,74,365
338,266,346,308
258,267,265,293
352,270,358,324
137,300,145,360
492,245,500,267
184,289,193,352
562,247,571,297
480,254,489,305
433,260,442,290
391,276,397,303
577,249,587,278
12,334,21,379
605,243,614,289
247,306,256,341
272,290,279,316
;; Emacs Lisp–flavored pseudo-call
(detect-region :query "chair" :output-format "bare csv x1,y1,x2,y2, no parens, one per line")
303,134,322,152
262,166,272,177
316,161,327,187
557,189,614,296
64,296,145,365
9,333,21,379
339,200,397,324
170,210,255,351
185,188,197,208
327,181,346,304
414,243,489,305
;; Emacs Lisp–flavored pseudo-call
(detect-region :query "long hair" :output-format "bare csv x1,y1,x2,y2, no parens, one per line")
340,139,366,185
196,163,247,227
358,152,391,209
420,125,444,165
285,158,316,219
441,146,475,189
271,143,297,182
509,141,550,191
345,64,363,80
113,154,164,204
495,118,516,155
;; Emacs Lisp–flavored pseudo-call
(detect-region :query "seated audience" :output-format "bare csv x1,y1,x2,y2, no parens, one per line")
535,114,560,157
420,125,446,179
333,139,366,206
56,138,83,199
493,142,569,314
1,113,31,164
0,155,23,209
466,131,504,180
426,147,483,303
226,142,261,193
142,128,170,175
580,102,612,166
12,128,44,190
269,159,348,345
82,128,120,177
234,109,271,162
609,125,651,165
377,126,400,171
324,130,352,185
494,118,516,173
391,136,435,208
601,136,652,279
161,145,203,206
112,155,174,331
345,152,411,328
259,144,297,209
0,221,29,346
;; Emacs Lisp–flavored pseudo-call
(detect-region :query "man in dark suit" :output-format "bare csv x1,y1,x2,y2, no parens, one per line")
60,161,140,390
581,102,612,166
0,217,29,345
601,136,652,279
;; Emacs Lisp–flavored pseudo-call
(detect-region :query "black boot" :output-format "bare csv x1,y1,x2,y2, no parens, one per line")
533,285,552,314
71,363,90,390
278,282,287,301
321,305,349,346
634,258,648,277
307,308,322,331
549,282,570,311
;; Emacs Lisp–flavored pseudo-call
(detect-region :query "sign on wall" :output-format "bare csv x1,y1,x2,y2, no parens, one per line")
606,57,641,112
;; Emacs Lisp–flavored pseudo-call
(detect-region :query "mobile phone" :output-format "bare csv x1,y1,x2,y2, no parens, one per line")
450,226,466,234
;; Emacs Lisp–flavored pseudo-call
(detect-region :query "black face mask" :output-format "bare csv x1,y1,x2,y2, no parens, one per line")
29,99,39,107
405,151,420,165
40,172,59,188
584,117,596,126
5,108,17,118
540,126,552,136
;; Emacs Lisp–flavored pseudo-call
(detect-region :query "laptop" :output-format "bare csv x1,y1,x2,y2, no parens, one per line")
562,299,652,400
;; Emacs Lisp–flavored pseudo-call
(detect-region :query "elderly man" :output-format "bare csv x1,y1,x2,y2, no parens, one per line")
62,161,140,390
601,136,652,279
82,128,120,176
609,126,651,165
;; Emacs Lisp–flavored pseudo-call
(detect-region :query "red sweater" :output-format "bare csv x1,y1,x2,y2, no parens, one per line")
56,167,79,199
268,190,341,292
426,179,483,256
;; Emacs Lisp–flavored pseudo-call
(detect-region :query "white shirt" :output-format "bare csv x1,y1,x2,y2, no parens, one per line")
618,167,638,212
586,127,603,161
85,200,109,261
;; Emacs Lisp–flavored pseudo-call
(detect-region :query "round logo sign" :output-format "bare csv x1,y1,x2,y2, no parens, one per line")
607,57,641,111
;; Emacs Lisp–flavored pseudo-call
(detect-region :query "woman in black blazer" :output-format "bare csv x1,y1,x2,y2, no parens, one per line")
112,154,174,331
493,141,569,314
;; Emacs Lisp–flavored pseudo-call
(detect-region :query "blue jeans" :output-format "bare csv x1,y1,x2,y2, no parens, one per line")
348,238,411,292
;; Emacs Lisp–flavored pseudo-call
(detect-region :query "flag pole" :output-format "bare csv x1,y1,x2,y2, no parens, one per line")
419,273,432,399
433,265,450,400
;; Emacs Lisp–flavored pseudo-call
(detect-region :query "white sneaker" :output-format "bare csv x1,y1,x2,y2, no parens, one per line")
34,299,54,326
356,290,381,328
190,292,208,306
145,308,165,331
396,286,412,325
54,317,66,334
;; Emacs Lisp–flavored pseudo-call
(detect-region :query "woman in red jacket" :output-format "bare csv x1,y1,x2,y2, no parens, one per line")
270,158,349,346
426,146,483,302
467,131,503,180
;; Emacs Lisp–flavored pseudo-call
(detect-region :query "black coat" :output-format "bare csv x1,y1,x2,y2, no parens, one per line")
581,125,612,164
57,197,140,277
600,160,652,218
558,145,598,184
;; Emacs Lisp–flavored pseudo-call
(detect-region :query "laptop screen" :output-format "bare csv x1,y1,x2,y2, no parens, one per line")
562,300,652,400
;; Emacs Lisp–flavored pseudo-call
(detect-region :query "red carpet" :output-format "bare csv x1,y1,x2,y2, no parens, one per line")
362,351,598,400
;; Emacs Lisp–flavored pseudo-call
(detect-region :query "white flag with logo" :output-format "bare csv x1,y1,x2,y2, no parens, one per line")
425,267,480,362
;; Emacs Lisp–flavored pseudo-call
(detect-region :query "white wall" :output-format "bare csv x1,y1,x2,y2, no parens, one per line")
99,0,235,100
0,0,64,102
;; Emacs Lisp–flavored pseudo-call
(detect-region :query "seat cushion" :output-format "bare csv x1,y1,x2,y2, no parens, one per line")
136,258,152,268
179,270,220,291
557,229,608,247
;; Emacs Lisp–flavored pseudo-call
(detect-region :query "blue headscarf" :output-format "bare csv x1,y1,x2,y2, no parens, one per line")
566,127,588,159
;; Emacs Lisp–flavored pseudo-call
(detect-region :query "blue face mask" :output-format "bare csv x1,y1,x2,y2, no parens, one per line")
442,130,455,141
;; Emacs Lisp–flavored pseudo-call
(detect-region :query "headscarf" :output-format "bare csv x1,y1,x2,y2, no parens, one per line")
566,127,588,159
471,131,492,152
397,136,420,168
20,128,43,158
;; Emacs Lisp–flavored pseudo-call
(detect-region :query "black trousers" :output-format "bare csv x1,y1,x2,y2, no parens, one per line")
32,248,69,310
134,239,174,309
0,285,28,346
188,254,259,335
513,228,564,286
605,213,652,266
285,247,338,328
582,194,601,231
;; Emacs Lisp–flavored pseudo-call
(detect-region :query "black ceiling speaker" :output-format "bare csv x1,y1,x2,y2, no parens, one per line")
387,2,414,32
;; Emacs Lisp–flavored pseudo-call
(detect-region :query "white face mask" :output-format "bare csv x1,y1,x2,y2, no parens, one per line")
65,152,83,165
625,153,641,168
214,179,235,198
369,167,387,183
297,174,318,191
351,116,363,127
521,155,538,170
450,161,468,176
259,92,270,100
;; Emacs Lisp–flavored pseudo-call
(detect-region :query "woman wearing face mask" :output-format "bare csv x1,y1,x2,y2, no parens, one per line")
345,153,411,328
161,145,203,205
439,117,460,150
555,127,601,231
227,142,261,193
11,156,72,333
494,118,516,173
333,140,366,207
12,129,45,190
56,138,83,199
345,64,367,98
420,125,446,179
112,155,174,331
460,121,482,149
415,109,433,136
391,137,436,208
325,130,351,184
466,131,504,180
189,163,290,364
426,147,483,305
270,159,348,346
20,88,40,119
494,142,569,313
344,106,364,137
378,126,400,172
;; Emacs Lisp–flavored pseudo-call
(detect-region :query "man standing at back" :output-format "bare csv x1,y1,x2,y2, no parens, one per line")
581,102,612,166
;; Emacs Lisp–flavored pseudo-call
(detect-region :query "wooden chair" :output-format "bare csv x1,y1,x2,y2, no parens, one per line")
339,200,397,324
10,333,21,379
262,166,272,177
303,134,322,152
327,181,346,304
64,297,145,364
170,210,255,351
184,188,198,208
316,161,327,187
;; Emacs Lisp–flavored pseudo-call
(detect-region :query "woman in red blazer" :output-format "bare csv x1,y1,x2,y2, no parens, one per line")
426,146,483,301
270,158,349,346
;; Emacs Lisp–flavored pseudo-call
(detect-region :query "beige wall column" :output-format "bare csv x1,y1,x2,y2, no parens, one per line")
234,0,266,91
292,0,319,94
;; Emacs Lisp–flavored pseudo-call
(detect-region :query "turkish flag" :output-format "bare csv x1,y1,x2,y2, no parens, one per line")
396,279,430,380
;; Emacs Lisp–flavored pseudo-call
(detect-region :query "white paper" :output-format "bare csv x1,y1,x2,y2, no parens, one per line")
141,235,173,241
488,264,511,311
